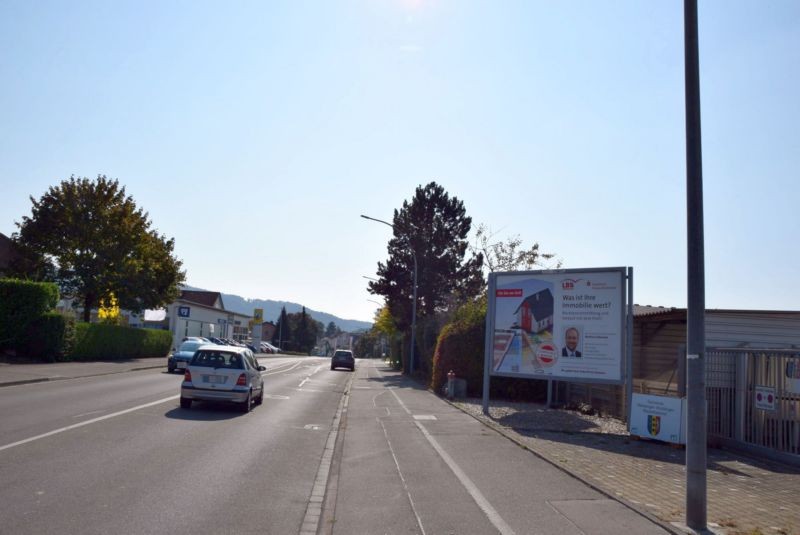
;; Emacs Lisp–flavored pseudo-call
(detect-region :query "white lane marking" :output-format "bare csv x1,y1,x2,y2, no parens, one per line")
72,410,105,419
263,360,304,376
379,417,427,535
298,364,325,389
263,394,290,400
0,395,179,453
413,415,437,421
387,388,515,535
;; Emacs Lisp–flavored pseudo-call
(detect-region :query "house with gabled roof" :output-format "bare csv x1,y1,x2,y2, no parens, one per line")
178,290,224,309
514,288,554,334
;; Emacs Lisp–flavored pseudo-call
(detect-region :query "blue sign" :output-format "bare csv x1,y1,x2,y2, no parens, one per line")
178,306,190,318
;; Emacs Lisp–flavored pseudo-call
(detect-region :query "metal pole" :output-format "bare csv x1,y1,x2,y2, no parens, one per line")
361,214,418,376
626,267,634,423
482,273,496,414
684,0,707,530
410,251,417,374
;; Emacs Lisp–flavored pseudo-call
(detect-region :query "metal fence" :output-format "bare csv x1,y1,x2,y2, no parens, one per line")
707,349,800,459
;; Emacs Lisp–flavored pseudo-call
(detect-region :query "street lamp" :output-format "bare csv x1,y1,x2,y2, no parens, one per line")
360,214,418,374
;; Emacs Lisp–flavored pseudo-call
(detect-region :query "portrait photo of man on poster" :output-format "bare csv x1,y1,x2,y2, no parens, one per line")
562,327,582,357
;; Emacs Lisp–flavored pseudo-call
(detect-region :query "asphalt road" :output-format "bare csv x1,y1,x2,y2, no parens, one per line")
0,356,350,535
1,357,671,535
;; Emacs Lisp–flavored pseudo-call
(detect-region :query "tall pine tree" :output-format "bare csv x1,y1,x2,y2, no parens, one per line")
272,307,290,350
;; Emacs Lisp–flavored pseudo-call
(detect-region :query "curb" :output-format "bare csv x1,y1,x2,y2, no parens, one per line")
443,397,685,535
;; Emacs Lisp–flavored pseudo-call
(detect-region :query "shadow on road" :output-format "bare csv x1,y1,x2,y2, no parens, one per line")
164,403,247,421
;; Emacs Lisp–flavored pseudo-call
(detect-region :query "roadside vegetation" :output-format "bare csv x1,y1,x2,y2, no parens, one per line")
363,181,558,401
2,175,185,362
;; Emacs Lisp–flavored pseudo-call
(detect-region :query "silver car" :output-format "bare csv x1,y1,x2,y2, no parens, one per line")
180,346,266,412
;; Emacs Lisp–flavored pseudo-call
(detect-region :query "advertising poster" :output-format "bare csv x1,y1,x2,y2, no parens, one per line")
629,393,685,444
489,268,625,383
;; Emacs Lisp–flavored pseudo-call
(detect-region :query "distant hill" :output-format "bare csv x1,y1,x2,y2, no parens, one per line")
184,286,372,333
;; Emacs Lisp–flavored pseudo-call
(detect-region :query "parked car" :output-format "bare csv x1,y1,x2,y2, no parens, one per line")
245,343,259,354
168,340,210,373
330,349,355,371
208,337,228,345
182,336,211,343
261,342,280,354
180,346,265,412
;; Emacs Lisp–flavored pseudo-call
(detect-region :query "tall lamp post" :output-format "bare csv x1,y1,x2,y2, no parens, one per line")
360,214,418,374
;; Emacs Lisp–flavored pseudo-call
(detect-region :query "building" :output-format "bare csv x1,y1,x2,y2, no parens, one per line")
564,306,800,417
161,290,252,350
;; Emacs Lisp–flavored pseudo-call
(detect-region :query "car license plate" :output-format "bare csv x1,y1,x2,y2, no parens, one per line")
203,375,225,384
176,362,186,369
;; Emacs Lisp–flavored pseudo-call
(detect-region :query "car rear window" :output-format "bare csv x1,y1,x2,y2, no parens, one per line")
334,351,352,358
191,350,245,369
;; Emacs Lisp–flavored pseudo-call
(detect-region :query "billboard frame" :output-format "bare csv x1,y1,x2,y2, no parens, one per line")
482,266,633,414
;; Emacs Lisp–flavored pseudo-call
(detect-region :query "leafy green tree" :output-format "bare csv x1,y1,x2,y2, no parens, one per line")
12,175,185,322
368,182,483,373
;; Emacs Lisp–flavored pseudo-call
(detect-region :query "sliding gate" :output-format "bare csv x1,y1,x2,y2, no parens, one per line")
707,349,800,461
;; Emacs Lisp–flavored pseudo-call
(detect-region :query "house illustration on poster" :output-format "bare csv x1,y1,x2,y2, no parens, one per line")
514,288,554,334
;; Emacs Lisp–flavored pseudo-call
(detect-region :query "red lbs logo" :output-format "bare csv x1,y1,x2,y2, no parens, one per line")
561,279,581,291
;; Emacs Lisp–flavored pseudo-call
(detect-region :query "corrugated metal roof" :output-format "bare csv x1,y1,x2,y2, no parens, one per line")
633,305,678,317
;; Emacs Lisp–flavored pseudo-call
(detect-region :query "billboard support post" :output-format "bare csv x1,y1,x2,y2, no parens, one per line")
626,267,634,423
482,273,497,415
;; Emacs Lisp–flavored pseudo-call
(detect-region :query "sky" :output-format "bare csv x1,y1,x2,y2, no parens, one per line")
1,1,798,324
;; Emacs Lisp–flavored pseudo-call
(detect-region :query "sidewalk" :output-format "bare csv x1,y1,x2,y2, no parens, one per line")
452,398,800,535
0,357,166,387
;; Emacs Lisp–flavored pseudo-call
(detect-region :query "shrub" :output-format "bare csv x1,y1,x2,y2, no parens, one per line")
70,323,171,360
0,278,59,350
430,299,486,397
20,313,74,362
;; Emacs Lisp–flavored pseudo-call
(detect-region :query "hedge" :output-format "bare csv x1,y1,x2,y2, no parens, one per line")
70,323,172,361
0,278,59,350
20,313,75,362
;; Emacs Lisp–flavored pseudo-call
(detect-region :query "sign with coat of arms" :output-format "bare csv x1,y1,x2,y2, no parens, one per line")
630,393,685,445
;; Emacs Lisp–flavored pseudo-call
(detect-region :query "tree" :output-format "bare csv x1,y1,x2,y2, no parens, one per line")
272,307,290,349
325,321,341,338
12,175,185,322
368,182,484,371
470,224,561,275
295,307,317,354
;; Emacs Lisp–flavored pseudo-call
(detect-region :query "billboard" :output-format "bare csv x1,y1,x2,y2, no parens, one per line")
487,268,626,384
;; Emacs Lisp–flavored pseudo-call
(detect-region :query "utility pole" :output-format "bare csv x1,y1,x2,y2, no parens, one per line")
684,0,707,530
361,214,418,375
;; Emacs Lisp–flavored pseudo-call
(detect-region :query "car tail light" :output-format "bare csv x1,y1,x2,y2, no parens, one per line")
236,373,247,386
184,369,192,382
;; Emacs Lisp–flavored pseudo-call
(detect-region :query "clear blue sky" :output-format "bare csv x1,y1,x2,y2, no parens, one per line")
1,1,798,324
